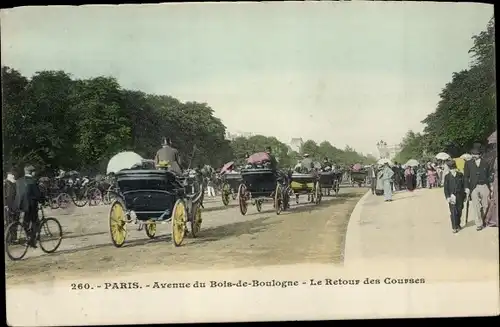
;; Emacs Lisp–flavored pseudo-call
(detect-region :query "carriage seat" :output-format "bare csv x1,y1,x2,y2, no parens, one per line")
116,169,183,192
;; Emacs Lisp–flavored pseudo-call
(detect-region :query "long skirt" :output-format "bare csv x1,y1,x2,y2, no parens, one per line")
485,174,498,227
383,180,392,200
405,175,415,191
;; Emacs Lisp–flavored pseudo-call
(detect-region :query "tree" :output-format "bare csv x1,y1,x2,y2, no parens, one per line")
397,17,496,159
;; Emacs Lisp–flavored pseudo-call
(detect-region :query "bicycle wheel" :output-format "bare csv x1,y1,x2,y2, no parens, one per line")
38,218,63,253
5,221,29,261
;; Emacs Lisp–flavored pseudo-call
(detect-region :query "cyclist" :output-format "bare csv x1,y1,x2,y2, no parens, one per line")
15,165,44,248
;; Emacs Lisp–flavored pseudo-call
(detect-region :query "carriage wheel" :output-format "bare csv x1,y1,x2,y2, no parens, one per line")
87,188,102,206
72,191,88,207
255,200,262,212
314,181,322,205
221,183,230,206
57,193,72,209
238,184,248,216
49,196,60,209
274,183,283,215
109,200,127,248
171,199,187,247
145,221,156,239
190,203,202,238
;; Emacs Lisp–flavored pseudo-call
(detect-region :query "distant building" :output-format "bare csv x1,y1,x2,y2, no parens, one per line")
225,131,254,141
288,138,304,154
377,141,401,161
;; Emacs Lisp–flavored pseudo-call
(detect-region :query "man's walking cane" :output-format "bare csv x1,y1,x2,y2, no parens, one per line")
465,193,471,226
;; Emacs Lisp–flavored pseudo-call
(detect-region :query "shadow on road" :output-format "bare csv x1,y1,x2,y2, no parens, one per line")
189,216,278,245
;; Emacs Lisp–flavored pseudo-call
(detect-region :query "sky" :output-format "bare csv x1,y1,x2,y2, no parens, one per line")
0,2,494,155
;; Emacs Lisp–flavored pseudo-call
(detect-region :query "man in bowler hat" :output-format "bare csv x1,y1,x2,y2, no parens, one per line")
463,142,491,231
15,165,44,247
443,160,466,233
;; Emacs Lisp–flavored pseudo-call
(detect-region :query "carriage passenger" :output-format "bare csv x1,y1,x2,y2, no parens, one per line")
296,154,314,174
322,157,332,171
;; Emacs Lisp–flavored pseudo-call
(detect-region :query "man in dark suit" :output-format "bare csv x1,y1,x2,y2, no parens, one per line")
463,142,491,231
15,165,44,248
155,137,182,176
4,170,19,241
367,164,377,195
444,161,466,233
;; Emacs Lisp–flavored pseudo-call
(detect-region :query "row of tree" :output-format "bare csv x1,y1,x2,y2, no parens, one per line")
2,67,374,176
394,17,496,164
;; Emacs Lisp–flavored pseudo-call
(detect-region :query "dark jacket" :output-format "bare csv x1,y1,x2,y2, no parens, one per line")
444,172,466,203
3,180,17,210
15,175,43,212
463,158,491,190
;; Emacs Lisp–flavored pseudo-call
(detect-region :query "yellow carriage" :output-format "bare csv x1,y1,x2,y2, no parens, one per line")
290,172,322,205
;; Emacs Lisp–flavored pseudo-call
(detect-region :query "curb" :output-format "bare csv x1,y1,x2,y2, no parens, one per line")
342,189,372,266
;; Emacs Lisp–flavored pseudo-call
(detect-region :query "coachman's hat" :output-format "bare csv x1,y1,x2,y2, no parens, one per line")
470,142,484,155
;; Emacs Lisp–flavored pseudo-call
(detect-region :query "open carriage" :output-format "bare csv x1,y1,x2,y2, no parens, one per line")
237,152,290,215
108,169,203,247
219,161,241,206
319,170,342,196
220,173,242,206
290,171,322,204
350,163,367,187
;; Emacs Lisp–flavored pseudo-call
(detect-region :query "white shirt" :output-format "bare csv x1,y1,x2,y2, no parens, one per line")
475,158,481,167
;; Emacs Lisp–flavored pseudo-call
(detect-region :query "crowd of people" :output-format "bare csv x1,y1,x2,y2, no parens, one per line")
365,137,497,233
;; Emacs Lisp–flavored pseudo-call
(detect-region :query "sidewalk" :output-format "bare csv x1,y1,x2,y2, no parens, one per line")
343,187,499,282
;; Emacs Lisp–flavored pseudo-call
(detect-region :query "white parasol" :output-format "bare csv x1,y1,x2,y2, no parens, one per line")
435,152,450,160
106,151,144,175
460,153,472,161
405,159,419,167
377,158,392,166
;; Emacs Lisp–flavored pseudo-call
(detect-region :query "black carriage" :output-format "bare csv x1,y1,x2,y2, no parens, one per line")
319,170,342,196
108,169,203,247
237,168,289,215
220,173,242,206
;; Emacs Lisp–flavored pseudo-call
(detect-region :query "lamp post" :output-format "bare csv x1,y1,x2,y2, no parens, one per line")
376,140,388,159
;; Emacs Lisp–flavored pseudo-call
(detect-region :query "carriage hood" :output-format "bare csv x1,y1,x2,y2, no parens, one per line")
107,151,144,175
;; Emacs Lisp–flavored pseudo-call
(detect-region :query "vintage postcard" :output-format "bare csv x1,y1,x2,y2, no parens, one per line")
2,1,498,325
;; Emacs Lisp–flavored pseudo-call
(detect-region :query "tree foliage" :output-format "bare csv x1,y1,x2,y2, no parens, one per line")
2,67,374,175
396,17,496,159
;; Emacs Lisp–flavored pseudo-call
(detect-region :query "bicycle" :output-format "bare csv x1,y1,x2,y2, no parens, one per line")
4,204,63,261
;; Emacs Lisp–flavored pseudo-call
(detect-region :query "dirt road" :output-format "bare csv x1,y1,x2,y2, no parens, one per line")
5,187,367,285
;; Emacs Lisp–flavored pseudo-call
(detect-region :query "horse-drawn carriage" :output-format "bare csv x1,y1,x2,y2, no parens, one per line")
237,152,290,215
290,162,323,204
38,172,102,209
318,170,342,196
219,161,242,206
350,163,368,187
107,168,204,247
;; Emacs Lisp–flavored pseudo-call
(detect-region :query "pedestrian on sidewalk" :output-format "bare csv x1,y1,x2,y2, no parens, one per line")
426,163,437,188
368,164,377,195
464,143,491,231
485,154,497,227
404,166,416,192
381,163,394,201
443,161,466,233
